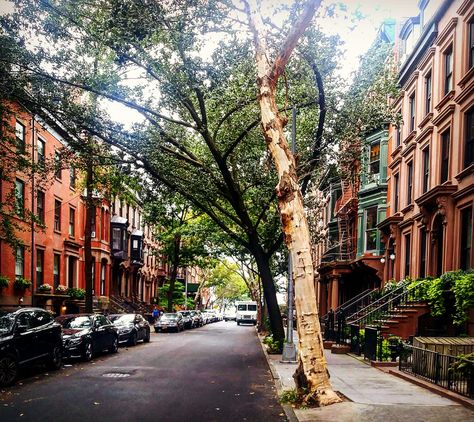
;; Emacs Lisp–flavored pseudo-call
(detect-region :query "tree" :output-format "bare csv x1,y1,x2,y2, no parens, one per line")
0,0,342,348
243,0,340,405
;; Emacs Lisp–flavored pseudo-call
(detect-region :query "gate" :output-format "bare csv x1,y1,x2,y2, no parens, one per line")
364,327,378,361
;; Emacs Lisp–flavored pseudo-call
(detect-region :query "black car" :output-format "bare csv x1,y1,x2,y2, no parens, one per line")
177,311,194,329
0,307,63,387
56,314,118,361
154,313,184,333
109,314,151,346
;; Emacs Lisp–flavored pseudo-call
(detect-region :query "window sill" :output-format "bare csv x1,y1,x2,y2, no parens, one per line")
418,112,433,130
401,204,414,214
455,163,474,181
435,90,455,112
403,130,416,144
54,229,61,234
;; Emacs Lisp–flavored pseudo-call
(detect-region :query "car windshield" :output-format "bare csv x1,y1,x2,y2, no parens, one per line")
57,316,92,329
248,305,257,311
162,313,177,320
237,305,247,311
180,311,190,316
110,315,135,324
0,313,15,334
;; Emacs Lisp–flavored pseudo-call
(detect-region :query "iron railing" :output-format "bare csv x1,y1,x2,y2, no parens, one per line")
349,279,428,327
400,344,474,399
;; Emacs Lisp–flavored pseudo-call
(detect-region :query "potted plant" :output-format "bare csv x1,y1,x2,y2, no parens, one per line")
38,283,53,293
56,284,68,294
67,287,86,299
0,275,9,290
14,277,32,290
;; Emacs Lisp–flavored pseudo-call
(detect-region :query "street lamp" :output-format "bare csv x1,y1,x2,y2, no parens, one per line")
281,106,297,364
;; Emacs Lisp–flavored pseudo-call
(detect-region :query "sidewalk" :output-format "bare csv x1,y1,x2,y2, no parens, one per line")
265,342,474,421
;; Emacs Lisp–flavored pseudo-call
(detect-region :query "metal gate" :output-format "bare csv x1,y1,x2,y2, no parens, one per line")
364,327,378,361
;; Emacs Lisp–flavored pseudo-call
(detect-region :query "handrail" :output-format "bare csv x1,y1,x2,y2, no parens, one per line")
351,279,428,326
321,288,373,321
346,281,410,322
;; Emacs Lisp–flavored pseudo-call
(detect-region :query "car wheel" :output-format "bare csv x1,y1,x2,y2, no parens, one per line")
109,336,119,354
47,345,63,370
83,341,93,362
237,321,240,326
144,330,150,343
0,355,18,387
129,331,138,347
154,328,159,333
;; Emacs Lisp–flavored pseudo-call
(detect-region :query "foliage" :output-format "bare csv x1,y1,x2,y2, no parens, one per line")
158,281,187,310
262,334,282,354
14,277,31,290
377,338,391,362
37,283,53,292
67,287,86,299
452,272,474,325
449,352,474,376
0,275,9,289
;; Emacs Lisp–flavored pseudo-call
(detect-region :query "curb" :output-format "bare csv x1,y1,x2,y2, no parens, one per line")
388,369,474,411
256,330,299,422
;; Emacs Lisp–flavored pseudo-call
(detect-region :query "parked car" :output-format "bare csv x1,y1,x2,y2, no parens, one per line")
55,314,118,361
154,313,184,333
202,310,218,323
177,311,194,329
224,309,236,321
109,314,151,346
189,310,203,327
0,308,63,387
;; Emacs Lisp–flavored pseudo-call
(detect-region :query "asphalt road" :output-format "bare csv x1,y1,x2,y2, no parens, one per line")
0,321,287,422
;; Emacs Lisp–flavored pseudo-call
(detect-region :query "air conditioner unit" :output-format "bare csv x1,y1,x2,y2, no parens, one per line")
91,231,96,238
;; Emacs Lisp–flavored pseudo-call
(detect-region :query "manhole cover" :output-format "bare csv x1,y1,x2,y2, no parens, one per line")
102,372,131,378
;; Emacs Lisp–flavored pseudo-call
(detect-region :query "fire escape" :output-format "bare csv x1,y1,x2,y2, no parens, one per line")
334,179,358,261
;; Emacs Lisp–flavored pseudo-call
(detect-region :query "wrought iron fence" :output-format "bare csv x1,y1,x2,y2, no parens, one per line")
399,344,474,399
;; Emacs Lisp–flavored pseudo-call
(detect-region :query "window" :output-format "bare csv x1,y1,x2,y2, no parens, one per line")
112,227,121,250
365,206,378,251
394,174,399,213
409,93,416,132
444,46,453,95
53,254,60,288
425,72,432,114
15,121,25,153
37,191,45,224
54,200,61,231
69,207,75,237
69,167,76,189
36,249,44,286
90,210,96,238
395,124,402,147
100,262,106,296
369,142,380,175
54,151,62,179
37,138,45,167
404,233,411,277
469,21,474,69
419,229,427,278
465,108,474,168
15,246,24,279
406,162,413,205
422,148,430,193
441,129,450,183
15,179,24,217
460,207,472,270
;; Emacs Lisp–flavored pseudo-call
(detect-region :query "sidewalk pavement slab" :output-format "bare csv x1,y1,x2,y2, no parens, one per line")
267,349,474,422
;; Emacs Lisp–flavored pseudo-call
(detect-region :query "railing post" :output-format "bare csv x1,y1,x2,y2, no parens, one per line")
434,352,440,385
377,327,383,361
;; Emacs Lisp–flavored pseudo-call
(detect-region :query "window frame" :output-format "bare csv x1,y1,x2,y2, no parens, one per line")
393,173,399,213
54,150,62,180
368,141,380,176
409,92,416,132
422,147,430,193
460,206,473,270
15,246,24,279
36,249,44,286
14,179,25,217
465,107,474,169
406,162,413,206
54,200,62,232
15,121,25,153
425,71,432,115
469,20,474,70
37,138,45,168
37,190,45,224
53,254,61,288
444,45,453,95
364,206,378,252
69,207,76,237
404,233,411,278
440,128,450,183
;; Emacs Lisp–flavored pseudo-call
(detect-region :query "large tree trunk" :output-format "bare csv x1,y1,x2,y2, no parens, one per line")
167,233,181,312
245,0,340,406
252,245,285,344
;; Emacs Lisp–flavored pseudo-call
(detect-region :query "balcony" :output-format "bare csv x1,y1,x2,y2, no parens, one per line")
130,229,144,266
111,216,128,261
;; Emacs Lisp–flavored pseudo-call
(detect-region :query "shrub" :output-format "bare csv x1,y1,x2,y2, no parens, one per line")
67,287,86,299
14,277,31,290
0,275,9,289
452,272,474,325
263,334,282,354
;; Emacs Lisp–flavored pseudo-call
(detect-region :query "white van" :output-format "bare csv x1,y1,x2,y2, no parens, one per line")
235,301,257,325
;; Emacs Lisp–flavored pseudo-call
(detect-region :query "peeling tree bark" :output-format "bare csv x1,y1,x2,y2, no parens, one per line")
244,0,341,406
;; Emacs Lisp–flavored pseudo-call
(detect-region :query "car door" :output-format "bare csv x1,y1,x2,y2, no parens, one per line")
13,311,36,364
135,315,146,340
29,310,55,360
96,315,114,349
91,315,106,352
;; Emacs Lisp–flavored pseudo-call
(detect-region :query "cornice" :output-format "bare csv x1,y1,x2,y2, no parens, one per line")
403,71,420,92
415,184,458,208
401,141,417,158
404,130,417,144
458,66,474,90
457,0,474,16
418,113,433,131
435,90,455,112
454,77,474,105
389,155,402,170
452,182,474,200
415,125,434,144
399,217,414,229
434,17,458,47
455,163,474,182
432,104,456,126
417,47,436,72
